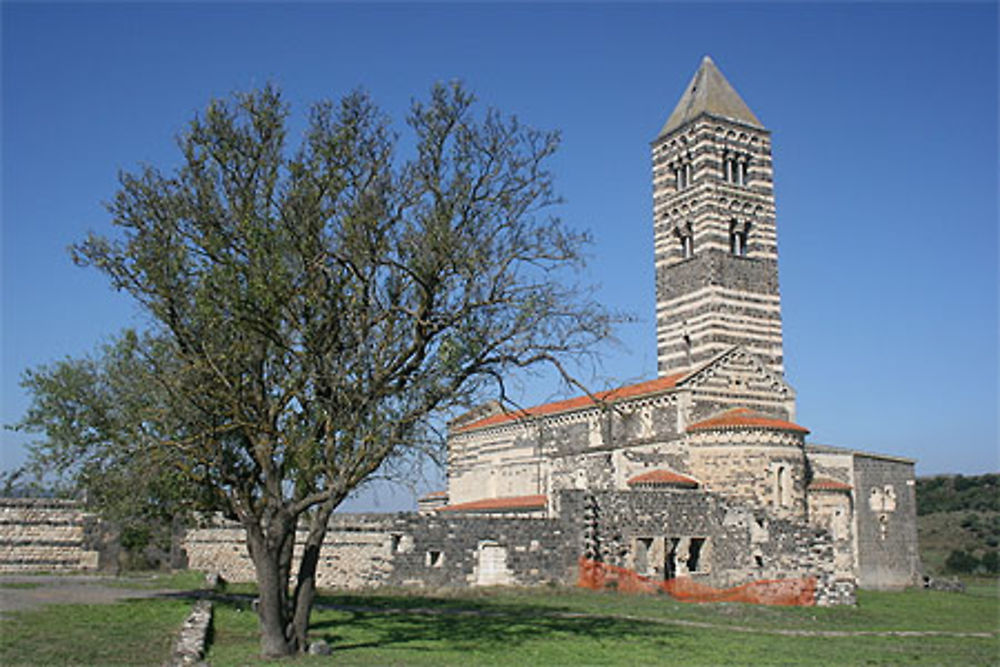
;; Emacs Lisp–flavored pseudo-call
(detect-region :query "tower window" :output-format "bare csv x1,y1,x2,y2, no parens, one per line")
681,235,693,258
723,153,749,186
675,164,691,190
674,159,692,190
730,220,749,257
676,220,694,259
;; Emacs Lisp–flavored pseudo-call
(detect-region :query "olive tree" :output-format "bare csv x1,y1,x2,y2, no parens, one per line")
37,83,611,656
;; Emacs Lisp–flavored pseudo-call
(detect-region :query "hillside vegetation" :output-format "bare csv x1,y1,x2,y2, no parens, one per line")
917,473,999,575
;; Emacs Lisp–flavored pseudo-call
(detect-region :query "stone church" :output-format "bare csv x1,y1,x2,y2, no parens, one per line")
183,57,920,602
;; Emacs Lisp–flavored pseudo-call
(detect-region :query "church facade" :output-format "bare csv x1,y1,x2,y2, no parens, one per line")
184,58,920,601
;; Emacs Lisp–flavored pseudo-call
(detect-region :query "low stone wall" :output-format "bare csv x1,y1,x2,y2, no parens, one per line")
184,511,577,590
183,489,854,605
0,498,101,573
184,520,398,588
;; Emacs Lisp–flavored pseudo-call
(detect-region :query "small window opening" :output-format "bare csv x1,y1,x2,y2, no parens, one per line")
723,154,749,186
665,538,680,580
730,230,745,256
426,550,444,567
775,466,791,508
730,220,749,257
681,235,693,258
754,554,764,568
674,161,692,190
391,534,402,553
675,220,694,259
832,509,846,540
688,538,706,572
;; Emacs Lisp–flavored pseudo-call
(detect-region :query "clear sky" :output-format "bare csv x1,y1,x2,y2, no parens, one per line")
2,2,997,511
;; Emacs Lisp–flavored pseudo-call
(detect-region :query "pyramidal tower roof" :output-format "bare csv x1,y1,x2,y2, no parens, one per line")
658,56,762,138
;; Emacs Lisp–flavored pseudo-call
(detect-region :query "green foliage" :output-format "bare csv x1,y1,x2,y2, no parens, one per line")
12,82,616,655
945,549,981,573
916,474,1000,576
8,332,211,565
916,473,999,515
982,551,999,574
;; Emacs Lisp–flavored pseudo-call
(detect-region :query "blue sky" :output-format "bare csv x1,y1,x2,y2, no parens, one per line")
2,3,997,511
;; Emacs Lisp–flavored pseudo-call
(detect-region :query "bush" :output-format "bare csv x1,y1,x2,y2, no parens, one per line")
981,551,999,575
945,549,980,573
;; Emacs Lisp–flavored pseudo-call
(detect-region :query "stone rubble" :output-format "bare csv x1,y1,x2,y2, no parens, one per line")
166,599,212,667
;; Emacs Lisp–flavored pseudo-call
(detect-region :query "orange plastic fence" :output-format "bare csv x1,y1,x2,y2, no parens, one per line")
577,557,816,606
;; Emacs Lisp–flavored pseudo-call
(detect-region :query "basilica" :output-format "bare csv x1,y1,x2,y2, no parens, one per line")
432,56,920,593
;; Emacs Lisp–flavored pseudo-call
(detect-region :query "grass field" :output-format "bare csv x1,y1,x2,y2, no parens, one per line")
0,597,192,665
205,584,999,665
3,578,996,665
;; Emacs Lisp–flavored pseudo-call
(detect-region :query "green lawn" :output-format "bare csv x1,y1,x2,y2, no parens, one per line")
0,598,192,665
2,580,997,665
206,584,1000,665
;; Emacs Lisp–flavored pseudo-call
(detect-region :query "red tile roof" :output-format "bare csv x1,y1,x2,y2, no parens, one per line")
808,478,852,492
419,490,448,500
627,469,699,487
455,372,688,432
687,407,809,434
436,494,547,513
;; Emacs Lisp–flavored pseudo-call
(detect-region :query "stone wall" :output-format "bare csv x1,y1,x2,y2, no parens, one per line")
183,489,854,605
574,489,854,605
852,455,921,589
0,498,102,572
184,511,578,590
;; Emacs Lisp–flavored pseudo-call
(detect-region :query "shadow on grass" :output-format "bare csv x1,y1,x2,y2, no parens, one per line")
302,591,681,656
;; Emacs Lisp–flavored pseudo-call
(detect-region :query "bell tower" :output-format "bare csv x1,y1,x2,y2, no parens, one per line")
652,56,785,377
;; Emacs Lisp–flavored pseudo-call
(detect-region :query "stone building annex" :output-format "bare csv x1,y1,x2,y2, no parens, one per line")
179,57,920,604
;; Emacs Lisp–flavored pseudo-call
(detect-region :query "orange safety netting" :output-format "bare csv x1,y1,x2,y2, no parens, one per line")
577,556,816,606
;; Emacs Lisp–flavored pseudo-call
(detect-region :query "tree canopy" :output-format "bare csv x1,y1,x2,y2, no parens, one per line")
12,82,614,656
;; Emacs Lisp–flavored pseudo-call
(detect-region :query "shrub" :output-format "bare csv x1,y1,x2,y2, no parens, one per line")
944,549,980,573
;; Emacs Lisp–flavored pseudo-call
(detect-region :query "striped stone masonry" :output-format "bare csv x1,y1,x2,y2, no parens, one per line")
0,498,100,572
652,111,784,377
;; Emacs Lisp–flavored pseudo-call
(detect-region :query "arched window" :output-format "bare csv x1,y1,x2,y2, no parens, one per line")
775,466,791,507
730,219,749,257
674,154,693,191
676,220,694,259
723,152,749,186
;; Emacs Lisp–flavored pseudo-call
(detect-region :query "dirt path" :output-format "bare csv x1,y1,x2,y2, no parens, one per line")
0,575,189,616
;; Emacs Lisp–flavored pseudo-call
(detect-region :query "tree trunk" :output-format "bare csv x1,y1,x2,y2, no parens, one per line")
290,499,337,650
246,522,296,657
